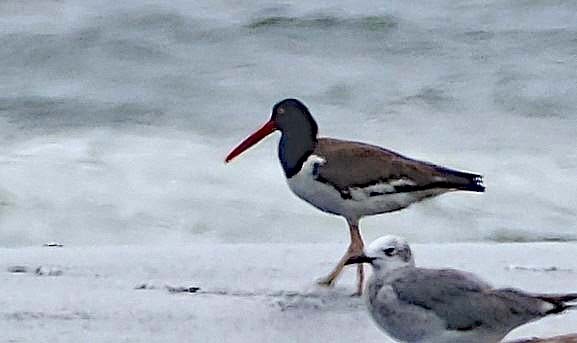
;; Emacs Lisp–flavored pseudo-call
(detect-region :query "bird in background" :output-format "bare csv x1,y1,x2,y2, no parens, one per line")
509,334,577,343
225,98,485,294
345,235,577,343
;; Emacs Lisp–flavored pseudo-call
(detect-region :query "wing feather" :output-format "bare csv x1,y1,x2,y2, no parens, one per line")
314,138,484,197
389,268,550,332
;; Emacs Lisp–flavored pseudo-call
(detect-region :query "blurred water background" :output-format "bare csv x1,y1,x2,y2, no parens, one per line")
0,0,576,246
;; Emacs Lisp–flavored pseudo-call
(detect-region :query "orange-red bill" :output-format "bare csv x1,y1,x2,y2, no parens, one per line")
225,120,277,163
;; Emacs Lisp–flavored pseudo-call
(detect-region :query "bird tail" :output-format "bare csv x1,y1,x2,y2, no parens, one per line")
536,293,577,314
436,168,486,193
496,288,577,318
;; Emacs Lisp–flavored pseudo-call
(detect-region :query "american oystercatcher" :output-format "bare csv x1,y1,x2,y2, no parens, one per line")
225,99,484,294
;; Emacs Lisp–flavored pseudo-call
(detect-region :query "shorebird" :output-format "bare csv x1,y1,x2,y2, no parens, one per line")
225,98,484,294
345,236,577,343
510,334,577,343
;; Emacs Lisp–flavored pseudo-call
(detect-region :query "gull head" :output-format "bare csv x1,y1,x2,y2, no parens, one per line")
345,235,415,272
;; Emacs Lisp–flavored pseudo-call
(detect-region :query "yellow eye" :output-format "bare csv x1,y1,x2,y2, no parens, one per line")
277,108,285,114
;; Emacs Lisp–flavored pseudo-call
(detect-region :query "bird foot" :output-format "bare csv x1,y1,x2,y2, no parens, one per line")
350,290,362,297
316,277,336,288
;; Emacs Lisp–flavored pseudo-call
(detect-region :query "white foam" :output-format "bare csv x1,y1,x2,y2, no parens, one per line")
0,0,575,246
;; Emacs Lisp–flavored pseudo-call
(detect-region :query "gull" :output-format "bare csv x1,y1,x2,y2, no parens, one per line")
345,236,577,343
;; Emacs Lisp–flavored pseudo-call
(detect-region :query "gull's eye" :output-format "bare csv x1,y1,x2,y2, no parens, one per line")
383,248,396,257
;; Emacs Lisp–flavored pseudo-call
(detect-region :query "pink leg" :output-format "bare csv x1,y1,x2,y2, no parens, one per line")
317,218,365,295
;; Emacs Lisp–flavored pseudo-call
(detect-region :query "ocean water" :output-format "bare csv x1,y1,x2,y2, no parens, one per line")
0,0,576,246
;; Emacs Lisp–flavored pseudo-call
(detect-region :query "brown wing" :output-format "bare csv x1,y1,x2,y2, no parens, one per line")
314,138,484,195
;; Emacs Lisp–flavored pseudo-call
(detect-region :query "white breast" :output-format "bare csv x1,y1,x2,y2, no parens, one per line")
286,155,346,216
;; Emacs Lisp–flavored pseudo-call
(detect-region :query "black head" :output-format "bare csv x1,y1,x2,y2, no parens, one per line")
271,98,318,136
225,98,319,178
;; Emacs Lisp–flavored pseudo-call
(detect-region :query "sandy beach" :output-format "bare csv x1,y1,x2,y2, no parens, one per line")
2,242,575,342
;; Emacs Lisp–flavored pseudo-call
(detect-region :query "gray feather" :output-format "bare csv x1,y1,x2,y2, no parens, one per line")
388,268,568,332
